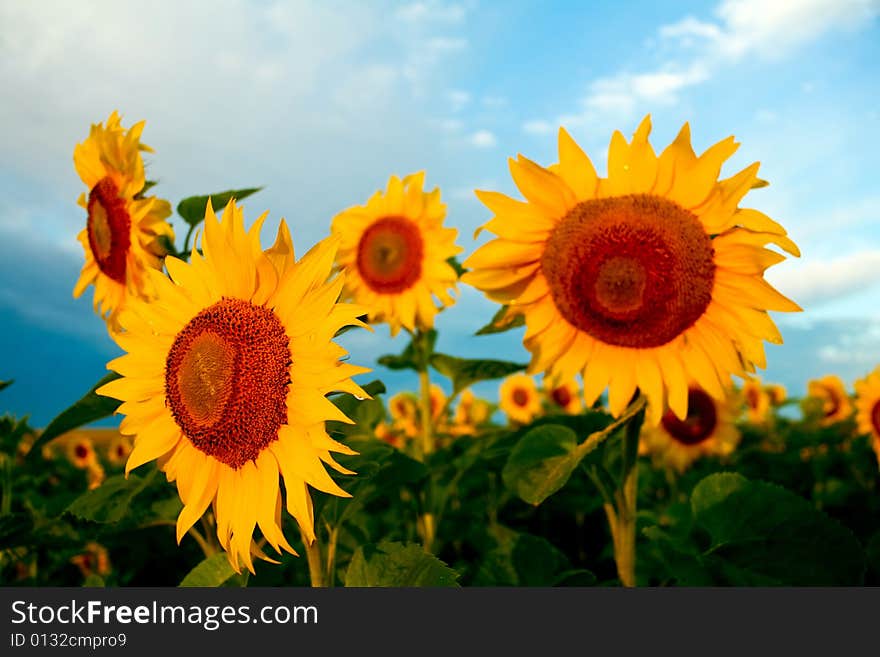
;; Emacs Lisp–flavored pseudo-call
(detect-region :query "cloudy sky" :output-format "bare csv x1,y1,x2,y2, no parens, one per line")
1,0,878,425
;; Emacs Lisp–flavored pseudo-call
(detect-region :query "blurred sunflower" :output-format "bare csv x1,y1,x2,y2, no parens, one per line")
640,385,740,473
766,383,787,406
499,374,541,425
389,392,420,438
854,367,880,464
463,116,800,425
544,377,582,415
742,378,771,424
70,542,111,579
106,435,133,466
97,199,369,573
428,383,447,424
66,435,97,469
452,388,492,435
73,111,175,331
331,172,462,335
807,375,853,426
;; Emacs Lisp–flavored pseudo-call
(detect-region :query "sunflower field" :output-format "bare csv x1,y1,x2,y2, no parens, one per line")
2,112,880,589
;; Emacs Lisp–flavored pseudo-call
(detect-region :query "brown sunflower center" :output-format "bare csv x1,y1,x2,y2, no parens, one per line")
164,298,291,469
87,176,131,285
661,388,718,446
541,194,715,348
551,386,572,407
74,444,89,460
745,386,761,410
872,400,880,436
512,388,530,407
356,215,424,294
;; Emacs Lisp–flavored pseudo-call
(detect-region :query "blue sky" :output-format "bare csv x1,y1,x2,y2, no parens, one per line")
1,0,878,426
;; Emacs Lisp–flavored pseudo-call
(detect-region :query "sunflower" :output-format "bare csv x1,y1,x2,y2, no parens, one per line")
462,116,800,425
73,111,175,331
640,384,740,473
499,374,541,425
451,388,492,436
854,367,880,465
742,378,771,424
106,435,133,466
388,392,420,438
331,172,462,335
543,377,582,415
806,375,853,426
66,434,97,469
97,199,369,573
70,542,112,579
766,383,787,406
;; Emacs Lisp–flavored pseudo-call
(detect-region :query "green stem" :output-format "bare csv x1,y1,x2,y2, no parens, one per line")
415,329,437,552
613,399,646,587
324,524,339,587
187,526,215,559
181,223,196,259
301,528,325,588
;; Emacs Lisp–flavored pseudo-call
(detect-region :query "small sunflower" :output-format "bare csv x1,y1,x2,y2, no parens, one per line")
106,435,133,466
854,367,880,464
70,542,112,579
499,374,541,425
66,435,97,469
766,383,787,406
742,378,771,424
641,384,740,473
543,377,582,415
97,199,369,572
331,172,462,335
807,375,853,426
388,392,420,438
462,116,800,425
73,111,175,331
451,388,492,436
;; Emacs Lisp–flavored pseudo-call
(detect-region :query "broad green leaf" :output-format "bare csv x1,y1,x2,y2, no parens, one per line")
474,526,573,586
135,180,157,198
502,424,582,506
377,330,436,372
0,379,12,392
29,372,121,460
0,512,34,550
691,473,865,585
65,472,155,524
475,306,525,336
344,541,459,587
179,553,236,587
429,353,526,394
176,187,263,226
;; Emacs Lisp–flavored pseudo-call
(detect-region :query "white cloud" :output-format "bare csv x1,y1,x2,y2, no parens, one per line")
534,0,878,129
468,130,497,148
766,250,880,308
481,95,508,108
395,1,467,24
449,89,472,111
522,119,555,136
426,36,468,53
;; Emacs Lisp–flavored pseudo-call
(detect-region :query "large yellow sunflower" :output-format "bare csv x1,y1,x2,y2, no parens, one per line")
854,367,880,465
331,172,462,335
97,199,369,573
462,116,800,425
73,111,175,331
640,384,740,473
806,375,853,426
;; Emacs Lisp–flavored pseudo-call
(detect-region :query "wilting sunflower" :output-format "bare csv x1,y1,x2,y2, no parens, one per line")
854,367,880,465
640,384,740,473
97,199,369,572
807,375,853,426
331,172,462,335
73,111,175,331
499,374,541,425
462,116,800,425
742,378,771,424
544,377,582,415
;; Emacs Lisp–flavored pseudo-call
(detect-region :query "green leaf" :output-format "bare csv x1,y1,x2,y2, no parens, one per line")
429,353,526,395
29,372,121,460
502,424,583,506
135,180,158,199
691,473,865,585
176,187,263,226
65,472,155,524
377,330,436,372
0,379,13,392
327,380,387,439
475,306,525,336
473,526,575,586
344,541,459,587
179,553,236,587
447,256,466,277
